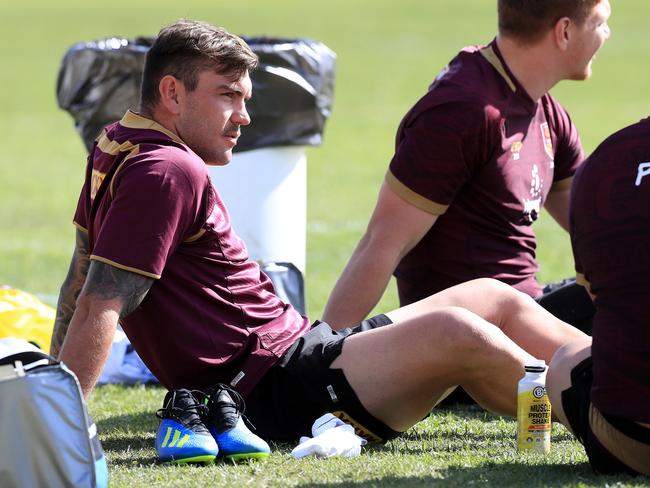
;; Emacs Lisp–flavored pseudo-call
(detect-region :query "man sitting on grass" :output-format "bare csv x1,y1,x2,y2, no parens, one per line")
547,119,650,476
51,19,586,464
322,0,611,333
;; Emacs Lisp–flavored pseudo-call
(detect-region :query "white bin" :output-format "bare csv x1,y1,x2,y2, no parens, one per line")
208,146,307,274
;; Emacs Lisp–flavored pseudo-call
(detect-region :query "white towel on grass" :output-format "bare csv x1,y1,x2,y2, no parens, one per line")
291,413,367,459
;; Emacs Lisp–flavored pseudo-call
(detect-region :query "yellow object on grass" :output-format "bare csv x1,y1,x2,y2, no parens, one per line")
0,287,55,352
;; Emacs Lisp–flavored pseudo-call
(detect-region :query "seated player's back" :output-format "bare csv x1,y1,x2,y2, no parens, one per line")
570,117,650,424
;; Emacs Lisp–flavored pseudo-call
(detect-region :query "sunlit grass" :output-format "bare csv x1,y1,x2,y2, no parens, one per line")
3,1,650,486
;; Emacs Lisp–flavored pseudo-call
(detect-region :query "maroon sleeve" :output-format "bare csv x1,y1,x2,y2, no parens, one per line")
570,215,586,286
569,161,589,289
91,149,207,278
387,101,492,214
73,179,90,231
544,97,585,185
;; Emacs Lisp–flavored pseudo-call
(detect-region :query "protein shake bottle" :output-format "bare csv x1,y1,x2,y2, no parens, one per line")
517,359,551,454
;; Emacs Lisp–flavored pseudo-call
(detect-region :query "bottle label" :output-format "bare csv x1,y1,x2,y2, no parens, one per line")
517,386,552,454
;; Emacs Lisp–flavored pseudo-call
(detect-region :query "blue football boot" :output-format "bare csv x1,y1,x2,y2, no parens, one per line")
155,389,218,464
201,384,271,461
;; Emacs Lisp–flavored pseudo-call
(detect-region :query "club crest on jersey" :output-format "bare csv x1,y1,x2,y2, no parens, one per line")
510,141,523,161
540,123,554,161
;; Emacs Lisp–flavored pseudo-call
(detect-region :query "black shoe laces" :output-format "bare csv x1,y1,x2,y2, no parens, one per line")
198,383,257,433
155,390,209,431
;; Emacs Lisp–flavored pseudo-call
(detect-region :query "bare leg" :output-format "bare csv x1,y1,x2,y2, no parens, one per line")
546,337,592,434
387,278,587,363
331,306,536,432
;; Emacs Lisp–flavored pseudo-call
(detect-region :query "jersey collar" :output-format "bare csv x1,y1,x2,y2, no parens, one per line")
119,110,186,145
480,39,536,107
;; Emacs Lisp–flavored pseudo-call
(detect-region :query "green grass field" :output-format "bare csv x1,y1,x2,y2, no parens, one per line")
2,1,650,486
90,385,649,488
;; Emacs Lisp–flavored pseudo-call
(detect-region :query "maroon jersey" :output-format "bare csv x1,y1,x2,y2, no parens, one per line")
73,111,310,395
388,41,583,302
570,117,650,422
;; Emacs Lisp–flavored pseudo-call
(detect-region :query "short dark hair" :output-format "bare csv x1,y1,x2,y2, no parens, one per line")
140,19,258,111
498,0,602,44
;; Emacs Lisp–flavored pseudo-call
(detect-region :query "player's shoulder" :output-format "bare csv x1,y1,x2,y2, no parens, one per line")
398,44,510,135
577,117,650,182
402,95,494,139
147,141,201,164
427,46,512,109
609,117,650,143
128,140,209,185
429,45,497,96
592,117,650,159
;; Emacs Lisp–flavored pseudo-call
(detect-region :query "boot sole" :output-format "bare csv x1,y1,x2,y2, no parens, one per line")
222,452,270,462
161,454,217,464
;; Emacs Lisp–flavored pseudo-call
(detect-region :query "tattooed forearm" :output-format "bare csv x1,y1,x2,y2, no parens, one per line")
83,261,154,318
51,229,90,357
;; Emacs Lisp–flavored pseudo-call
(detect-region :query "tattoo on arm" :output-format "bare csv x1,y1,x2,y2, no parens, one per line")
82,261,154,318
51,229,90,357
50,229,155,357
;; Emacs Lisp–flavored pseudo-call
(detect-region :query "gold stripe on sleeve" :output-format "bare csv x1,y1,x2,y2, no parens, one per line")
385,171,448,215
480,46,517,93
90,255,161,279
73,221,88,232
550,176,573,192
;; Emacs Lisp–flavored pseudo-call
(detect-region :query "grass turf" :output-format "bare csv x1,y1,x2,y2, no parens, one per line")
2,0,650,486
91,385,648,487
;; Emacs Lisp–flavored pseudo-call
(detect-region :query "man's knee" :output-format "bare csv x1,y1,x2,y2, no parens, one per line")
468,277,514,292
423,306,504,355
547,338,591,406
472,278,531,308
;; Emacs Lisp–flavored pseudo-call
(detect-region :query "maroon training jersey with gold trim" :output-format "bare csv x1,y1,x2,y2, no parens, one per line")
73,111,310,395
570,117,650,422
388,40,583,302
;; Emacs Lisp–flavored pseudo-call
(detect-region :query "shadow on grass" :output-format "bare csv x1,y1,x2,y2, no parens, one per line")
97,410,157,435
97,411,158,466
298,462,647,487
399,428,513,442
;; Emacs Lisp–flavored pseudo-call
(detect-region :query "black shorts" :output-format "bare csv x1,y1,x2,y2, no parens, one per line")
245,314,400,443
561,357,650,475
536,278,595,335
